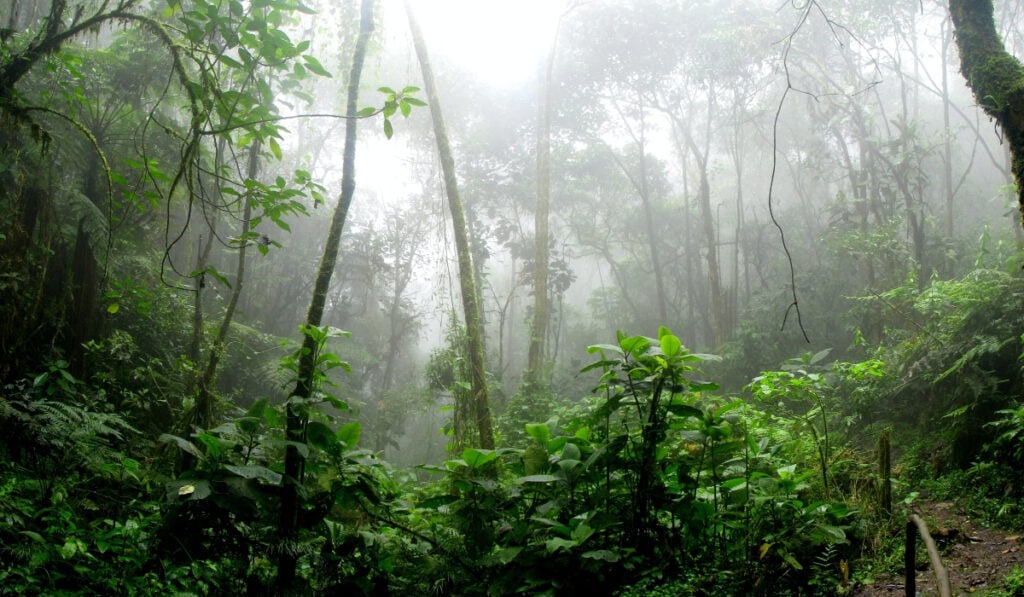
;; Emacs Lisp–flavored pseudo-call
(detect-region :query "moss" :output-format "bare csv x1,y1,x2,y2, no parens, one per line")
950,0,1024,223
970,53,1024,114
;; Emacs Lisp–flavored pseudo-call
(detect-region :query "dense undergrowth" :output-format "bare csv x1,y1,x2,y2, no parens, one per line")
2,3,1024,592
2,261,1024,595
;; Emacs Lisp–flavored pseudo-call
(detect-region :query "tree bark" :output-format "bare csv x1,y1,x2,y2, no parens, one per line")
526,34,556,390
276,0,374,590
405,1,494,450
674,108,723,346
949,0,1024,226
193,140,259,432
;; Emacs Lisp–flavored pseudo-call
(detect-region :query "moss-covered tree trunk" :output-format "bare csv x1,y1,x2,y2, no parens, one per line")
406,1,494,450
526,36,555,391
949,0,1024,226
276,0,374,590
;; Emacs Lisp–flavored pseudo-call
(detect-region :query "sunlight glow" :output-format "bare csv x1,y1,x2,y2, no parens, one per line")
405,0,565,87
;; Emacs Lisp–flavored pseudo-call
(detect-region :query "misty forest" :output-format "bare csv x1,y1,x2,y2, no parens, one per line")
6,0,1024,595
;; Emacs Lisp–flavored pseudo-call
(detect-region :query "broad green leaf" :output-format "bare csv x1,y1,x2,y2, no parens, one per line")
516,474,559,484
660,332,682,358
269,138,282,160
815,524,848,542
336,421,361,448
222,477,266,502
689,381,719,392
618,335,650,356
225,465,282,484
493,546,521,564
203,266,231,289
666,402,702,418
461,447,498,468
545,537,576,553
195,432,230,459
721,478,747,491
383,118,394,139
166,479,211,501
571,522,594,543
302,55,332,77
689,352,722,362
417,495,459,509
809,348,833,365
306,420,337,451
236,416,261,434
579,359,619,373
159,433,203,459
62,538,80,559
245,398,269,419
220,54,243,69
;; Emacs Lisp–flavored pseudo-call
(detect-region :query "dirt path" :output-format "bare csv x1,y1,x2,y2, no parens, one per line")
853,502,1024,596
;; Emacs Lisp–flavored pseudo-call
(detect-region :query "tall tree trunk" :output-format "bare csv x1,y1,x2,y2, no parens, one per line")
276,0,374,590
635,103,669,325
193,140,259,432
526,31,556,390
949,0,1024,226
608,94,669,326
674,108,723,346
941,19,956,241
405,1,494,450
189,137,227,367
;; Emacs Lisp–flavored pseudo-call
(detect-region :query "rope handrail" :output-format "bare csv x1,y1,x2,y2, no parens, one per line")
905,513,952,597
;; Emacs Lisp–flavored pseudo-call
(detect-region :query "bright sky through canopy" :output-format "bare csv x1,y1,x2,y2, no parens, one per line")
404,0,565,87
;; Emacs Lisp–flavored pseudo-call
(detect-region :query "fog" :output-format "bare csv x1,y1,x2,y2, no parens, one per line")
3,0,1021,460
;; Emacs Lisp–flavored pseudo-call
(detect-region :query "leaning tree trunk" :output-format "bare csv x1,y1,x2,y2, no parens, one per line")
406,1,494,450
193,140,259,433
949,0,1024,226
276,0,374,591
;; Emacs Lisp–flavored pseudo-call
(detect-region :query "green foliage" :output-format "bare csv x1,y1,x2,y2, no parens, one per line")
987,401,1024,461
0,361,139,470
841,269,1024,474
362,86,428,139
0,363,166,595
999,564,1024,597
400,328,860,595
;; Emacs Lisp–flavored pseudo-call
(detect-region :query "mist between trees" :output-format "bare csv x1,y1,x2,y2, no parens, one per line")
3,0,1024,594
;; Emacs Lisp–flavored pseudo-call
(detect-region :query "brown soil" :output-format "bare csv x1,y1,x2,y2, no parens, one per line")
852,502,1024,596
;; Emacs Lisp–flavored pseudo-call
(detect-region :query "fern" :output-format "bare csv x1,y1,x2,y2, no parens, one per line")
61,187,110,261
0,378,137,471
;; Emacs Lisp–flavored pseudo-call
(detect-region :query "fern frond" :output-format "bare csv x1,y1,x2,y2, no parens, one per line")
60,187,110,265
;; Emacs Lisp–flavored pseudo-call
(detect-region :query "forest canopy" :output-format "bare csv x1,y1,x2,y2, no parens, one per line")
3,0,1024,595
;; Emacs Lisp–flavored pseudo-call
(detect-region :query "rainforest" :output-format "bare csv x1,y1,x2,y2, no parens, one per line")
3,0,1024,595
